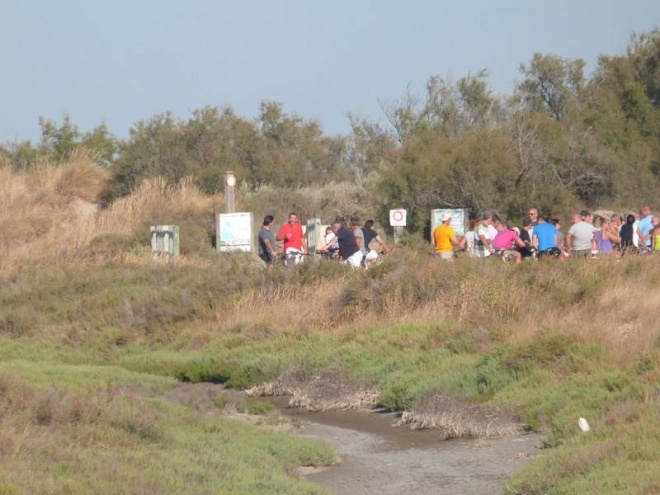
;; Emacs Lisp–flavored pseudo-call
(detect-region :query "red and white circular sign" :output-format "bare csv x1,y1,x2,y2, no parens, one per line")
389,209,407,227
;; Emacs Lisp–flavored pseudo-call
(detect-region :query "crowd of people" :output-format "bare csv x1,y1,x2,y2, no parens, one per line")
257,205,659,268
257,213,389,268
432,205,660,263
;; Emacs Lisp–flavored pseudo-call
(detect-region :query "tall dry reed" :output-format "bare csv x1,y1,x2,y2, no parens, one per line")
0,160,221,266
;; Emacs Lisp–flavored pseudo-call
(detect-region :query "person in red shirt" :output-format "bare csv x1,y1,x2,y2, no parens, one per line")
276,212,307,265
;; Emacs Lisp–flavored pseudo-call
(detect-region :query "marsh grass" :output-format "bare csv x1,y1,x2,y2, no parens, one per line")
0,366,336,495
505,400,660,495
1,163,658,493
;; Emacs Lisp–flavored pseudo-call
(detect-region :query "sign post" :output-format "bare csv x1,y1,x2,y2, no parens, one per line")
389,209,407,244
224,171,236,213
306,218,322,255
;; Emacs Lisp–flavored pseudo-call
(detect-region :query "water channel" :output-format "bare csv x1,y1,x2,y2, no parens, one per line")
278,402,541,495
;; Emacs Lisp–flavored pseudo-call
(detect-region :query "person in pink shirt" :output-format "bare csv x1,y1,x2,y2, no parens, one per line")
492,221,526,263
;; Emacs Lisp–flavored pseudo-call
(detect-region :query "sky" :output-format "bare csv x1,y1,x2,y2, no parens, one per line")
2,0,659,144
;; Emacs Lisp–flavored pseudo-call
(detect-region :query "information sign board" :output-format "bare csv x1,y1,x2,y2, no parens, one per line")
431,208,469,237
218,212,253,252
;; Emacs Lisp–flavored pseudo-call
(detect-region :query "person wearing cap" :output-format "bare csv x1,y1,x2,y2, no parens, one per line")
432,212,466,260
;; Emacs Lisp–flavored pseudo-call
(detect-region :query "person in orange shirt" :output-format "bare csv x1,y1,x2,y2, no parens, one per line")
432,212,465,261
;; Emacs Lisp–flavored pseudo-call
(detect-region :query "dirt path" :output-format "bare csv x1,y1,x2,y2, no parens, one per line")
283,406,540,495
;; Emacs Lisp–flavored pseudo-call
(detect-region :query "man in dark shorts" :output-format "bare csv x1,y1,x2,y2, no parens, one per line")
532,216,561,258
517,219,536,258
258,215,278,266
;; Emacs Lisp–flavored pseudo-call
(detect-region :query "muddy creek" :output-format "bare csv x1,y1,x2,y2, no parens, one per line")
276,400,541,495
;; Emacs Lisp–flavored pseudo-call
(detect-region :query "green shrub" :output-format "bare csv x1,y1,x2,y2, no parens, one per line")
239,398,275,415
173,357,217,383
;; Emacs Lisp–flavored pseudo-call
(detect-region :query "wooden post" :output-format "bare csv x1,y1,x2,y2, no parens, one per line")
225,171,236,213
306,218,322,255
393,226,404,244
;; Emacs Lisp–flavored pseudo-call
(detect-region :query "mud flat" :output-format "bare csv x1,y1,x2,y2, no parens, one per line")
281,405,541,495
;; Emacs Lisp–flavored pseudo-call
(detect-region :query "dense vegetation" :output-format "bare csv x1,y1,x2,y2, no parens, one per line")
0,29,659,495
0,160,658,494
2,30,660,229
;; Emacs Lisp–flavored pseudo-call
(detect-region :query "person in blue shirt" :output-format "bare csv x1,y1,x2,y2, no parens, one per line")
636,205,654,252
532,216,561,258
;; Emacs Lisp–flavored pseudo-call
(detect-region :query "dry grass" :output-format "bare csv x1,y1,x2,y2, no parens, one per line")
0,161,222,266
219,280,345,332
397,394,525,439
94,176,219,236
219,254,660,366
247,367,379,412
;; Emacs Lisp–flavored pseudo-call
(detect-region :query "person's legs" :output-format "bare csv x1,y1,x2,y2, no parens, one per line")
572,249,590,259
346,251,364,268
365,250,379,261
285,248,303,265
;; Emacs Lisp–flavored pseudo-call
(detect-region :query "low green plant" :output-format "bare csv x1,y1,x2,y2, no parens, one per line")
0,366,336,495
239,398,276,415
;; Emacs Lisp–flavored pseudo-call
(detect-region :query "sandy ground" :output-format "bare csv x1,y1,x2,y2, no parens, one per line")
283,406,541,495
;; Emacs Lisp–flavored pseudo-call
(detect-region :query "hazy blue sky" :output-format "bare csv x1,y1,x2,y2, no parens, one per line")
2,0,659,143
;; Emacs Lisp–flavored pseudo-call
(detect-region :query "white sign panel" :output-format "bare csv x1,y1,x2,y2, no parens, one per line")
431,208,468,237
218,212,253,252
389,209,407,227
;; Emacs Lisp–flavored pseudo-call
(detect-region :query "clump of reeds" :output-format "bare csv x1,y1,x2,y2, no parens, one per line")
398,394,525,439
247,366,378,411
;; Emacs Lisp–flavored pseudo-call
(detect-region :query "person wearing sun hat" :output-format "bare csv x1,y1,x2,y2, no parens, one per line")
432,212,465,261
